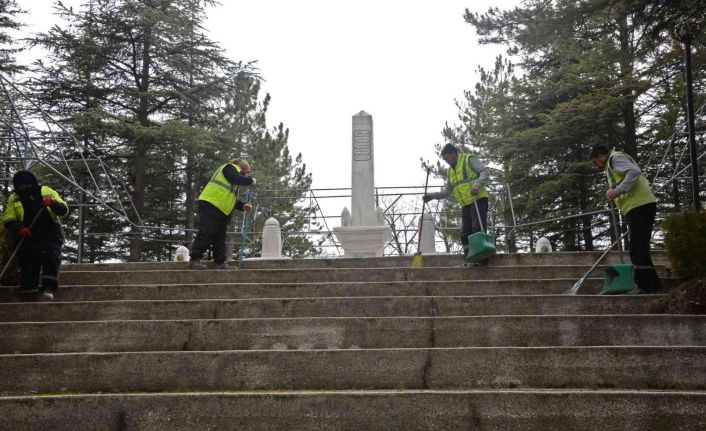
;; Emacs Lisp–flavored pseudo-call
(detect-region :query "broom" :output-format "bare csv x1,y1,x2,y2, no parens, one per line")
411,168,431,268
0,207,46,282
565,228,629,295
238,188,256,270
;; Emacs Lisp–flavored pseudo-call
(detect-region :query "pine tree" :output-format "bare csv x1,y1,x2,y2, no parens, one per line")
0,0,24,76
30,0,317,261
453,0,706,251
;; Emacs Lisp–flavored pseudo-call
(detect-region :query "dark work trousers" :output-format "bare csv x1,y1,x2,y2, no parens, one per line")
190,201,232,264
17,238,62,295
461,197,489,262
625,202,662,292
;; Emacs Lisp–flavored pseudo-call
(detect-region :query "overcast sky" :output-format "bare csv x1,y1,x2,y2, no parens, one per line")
22,0,521,223
205,1,520,191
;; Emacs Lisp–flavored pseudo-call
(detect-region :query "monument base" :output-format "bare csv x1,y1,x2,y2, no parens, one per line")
333,225,391,258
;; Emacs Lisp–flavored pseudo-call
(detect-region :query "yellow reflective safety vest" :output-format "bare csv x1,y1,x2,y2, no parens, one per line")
199,163,241,216
2,185,67,225
605,150,656,215
447,152,489,206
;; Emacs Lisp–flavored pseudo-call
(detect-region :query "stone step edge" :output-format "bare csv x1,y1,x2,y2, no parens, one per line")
58,264,670,273
3,345,704,357
0,294,668,305
1,313,699,326
2,388,705,399
4,277,607,286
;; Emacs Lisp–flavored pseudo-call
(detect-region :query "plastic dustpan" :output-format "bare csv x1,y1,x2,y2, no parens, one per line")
600,263,634,294
465,198,496,263
466,231,496,263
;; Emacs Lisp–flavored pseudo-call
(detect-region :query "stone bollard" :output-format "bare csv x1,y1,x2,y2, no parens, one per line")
174,245,190,262
341,207,352,227
261,217,283,258
535,236,552,253
419,214,436,254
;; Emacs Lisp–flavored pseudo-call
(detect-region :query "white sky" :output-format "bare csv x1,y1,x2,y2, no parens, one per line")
20,0,521,224
205,1,520,191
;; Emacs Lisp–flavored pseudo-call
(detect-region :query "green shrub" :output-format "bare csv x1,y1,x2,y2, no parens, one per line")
662,210,706,280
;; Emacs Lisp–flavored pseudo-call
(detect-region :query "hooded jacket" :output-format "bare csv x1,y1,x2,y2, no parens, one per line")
2,170,68,241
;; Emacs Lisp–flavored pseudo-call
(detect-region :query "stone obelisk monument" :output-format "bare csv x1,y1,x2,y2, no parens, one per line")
351,111,376,226
333,111,391,257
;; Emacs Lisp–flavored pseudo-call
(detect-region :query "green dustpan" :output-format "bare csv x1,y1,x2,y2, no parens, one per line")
600,263,634,294
600,203,634,295
467,231,496,263
466,199,496,263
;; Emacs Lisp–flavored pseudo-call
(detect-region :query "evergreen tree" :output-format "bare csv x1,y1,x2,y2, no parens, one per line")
0,0,24,76
29,0,317,261
448,0,706,251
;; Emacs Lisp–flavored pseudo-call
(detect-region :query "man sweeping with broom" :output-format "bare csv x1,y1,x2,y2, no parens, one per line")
423,144,491,267
588,144,662,294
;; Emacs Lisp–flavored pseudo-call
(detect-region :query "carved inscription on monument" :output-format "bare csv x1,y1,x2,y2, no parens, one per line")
352,130,372,161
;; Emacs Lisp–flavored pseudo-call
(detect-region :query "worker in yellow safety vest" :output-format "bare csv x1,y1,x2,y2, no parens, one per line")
589,143,662,293
423,144,490,267
188,159,256,270
2,170,69,301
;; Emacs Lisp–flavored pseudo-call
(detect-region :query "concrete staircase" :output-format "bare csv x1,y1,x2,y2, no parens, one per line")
1,251,705,430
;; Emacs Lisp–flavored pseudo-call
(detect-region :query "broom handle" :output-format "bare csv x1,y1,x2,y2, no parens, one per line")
609,201,625,264
0,206,46,282
473,196,485,232
417,169,430,254
581,229,630,280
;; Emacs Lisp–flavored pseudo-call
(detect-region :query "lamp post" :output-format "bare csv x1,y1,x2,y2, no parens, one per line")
675,20,701,210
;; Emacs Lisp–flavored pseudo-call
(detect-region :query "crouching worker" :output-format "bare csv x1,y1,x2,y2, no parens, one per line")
189,159,255,270
2,170,68,301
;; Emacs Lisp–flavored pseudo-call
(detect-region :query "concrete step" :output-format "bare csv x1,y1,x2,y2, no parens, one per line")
0,279,607,302
1,347,704,395
56,265,671,286
3,315,704,354
0,278,680,302
1,390,704,430
61,250,670,271
0,295,667,322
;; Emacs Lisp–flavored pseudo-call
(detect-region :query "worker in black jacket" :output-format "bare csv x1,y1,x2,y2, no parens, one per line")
2,170,69,301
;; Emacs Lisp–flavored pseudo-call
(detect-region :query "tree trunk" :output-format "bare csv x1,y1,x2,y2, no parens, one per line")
617,13,638,158
129,28,152,261
185,152,196,243
578,172,594,251
563,218,577,251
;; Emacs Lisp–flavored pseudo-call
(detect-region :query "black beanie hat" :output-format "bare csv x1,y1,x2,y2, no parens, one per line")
12,170,39,191
587,143,610,159
440,144,459,155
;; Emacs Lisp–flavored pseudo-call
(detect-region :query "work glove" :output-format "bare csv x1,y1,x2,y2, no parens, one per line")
42,197,54,207
19,227,31,238
422,194,432,203
250,177,257,187
243,203,253,212
471,184,481,194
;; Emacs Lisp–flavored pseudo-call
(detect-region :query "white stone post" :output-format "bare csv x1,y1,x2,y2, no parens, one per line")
341,207,352,227
261,217,282,259
174,245,189,262
419,214,436,254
